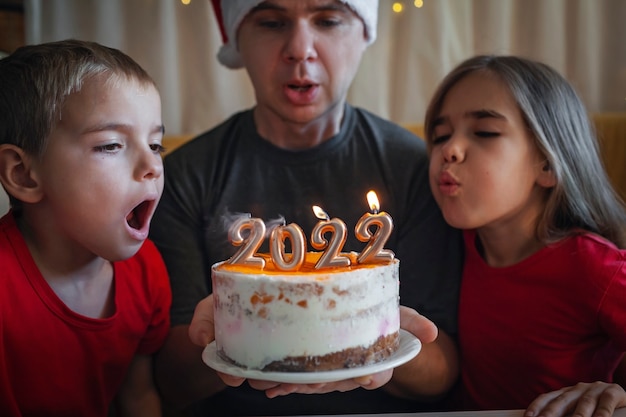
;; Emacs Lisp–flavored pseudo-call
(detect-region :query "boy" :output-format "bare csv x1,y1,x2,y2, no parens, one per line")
0,39,171,417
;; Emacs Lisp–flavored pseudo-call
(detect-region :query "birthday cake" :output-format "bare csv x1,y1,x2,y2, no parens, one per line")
212,252,400,372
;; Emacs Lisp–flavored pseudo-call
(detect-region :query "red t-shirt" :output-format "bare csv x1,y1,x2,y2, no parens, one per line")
459,229,626,410
0,212,171,416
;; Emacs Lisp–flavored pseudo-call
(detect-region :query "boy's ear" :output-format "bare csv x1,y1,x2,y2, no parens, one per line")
0,144,43,204
537,160,557,188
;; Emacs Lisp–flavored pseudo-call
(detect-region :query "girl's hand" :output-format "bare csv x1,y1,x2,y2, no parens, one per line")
525,381,626,417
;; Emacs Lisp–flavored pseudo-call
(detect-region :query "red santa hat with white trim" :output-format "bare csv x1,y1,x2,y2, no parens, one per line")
210,0,379,69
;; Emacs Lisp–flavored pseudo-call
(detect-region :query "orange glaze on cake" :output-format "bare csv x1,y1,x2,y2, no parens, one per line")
218,251,389,275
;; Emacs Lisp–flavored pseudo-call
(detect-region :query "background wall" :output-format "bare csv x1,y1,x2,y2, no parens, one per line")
0,0,23,214
24,0,626,136
0,1,23,55
1,0,625,215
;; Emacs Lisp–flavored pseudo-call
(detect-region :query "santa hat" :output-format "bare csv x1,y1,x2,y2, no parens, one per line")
210,0,378,69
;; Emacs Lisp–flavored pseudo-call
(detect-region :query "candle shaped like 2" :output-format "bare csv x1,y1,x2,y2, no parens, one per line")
311,205,351,269
270,222,306,271
227,215,266,268
355,191,395,264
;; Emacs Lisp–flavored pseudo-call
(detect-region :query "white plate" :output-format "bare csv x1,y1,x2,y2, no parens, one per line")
202,329,421,384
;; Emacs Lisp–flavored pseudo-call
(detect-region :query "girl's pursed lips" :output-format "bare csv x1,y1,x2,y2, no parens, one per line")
438,170,459,186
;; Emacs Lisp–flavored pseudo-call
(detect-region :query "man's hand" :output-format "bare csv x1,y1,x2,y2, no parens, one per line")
188,294,216,347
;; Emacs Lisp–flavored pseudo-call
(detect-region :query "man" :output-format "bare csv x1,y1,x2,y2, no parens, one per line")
151,1,462,415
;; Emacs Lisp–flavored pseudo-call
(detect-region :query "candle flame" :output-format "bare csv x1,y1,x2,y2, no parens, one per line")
312,205,330,220
367,191,380,213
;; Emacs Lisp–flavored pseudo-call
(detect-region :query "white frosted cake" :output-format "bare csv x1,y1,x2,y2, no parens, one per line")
212,252,400,372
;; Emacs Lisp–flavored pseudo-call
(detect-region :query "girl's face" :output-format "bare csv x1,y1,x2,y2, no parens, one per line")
30,76,164,262
428,71,552,233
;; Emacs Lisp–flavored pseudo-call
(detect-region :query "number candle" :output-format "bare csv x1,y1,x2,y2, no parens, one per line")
270,222,306,271
355,191,395,264
227,215,267,268
311,205,351,269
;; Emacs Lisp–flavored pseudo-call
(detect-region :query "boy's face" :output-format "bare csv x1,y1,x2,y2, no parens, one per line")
31,76,164,261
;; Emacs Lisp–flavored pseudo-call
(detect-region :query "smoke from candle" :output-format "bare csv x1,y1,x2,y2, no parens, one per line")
220,211,286,239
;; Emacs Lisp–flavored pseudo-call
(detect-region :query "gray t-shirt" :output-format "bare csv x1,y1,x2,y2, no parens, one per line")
150,105,463,415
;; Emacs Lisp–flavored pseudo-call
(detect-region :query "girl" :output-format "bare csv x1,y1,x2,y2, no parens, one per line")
425,55,626,416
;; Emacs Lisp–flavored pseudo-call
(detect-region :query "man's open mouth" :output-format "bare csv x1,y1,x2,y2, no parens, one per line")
288,84,314,92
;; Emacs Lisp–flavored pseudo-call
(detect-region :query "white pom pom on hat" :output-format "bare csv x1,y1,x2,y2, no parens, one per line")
210,0,379,69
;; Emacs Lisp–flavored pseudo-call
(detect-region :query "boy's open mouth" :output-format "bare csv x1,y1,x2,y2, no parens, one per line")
126,200,151,230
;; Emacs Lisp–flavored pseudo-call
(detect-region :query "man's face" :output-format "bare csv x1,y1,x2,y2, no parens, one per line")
237,0,368,126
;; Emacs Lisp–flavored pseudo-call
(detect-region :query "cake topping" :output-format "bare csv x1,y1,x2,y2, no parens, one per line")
269,222,306,272
225,190,395,271
311,205,351,269
355,191,395,264
227,215,266,269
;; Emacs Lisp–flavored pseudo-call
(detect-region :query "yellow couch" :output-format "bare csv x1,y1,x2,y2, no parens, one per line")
164,112,626,200
594,112,626,201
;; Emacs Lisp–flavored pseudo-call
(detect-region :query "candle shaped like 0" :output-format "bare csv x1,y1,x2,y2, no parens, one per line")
311,205,351,269
355,191,395,264
226,215,266,268
269,222,306,271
